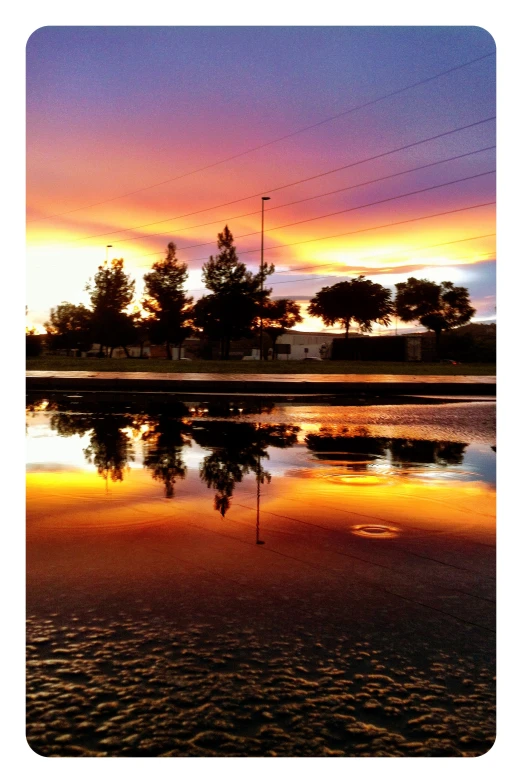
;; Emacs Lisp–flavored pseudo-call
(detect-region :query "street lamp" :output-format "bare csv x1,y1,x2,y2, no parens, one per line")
259,196,271,360
105,244,113,263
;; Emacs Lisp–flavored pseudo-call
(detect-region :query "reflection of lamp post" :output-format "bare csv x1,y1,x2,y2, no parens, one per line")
259,197,271,361
106,244,113,262
256,453,265,545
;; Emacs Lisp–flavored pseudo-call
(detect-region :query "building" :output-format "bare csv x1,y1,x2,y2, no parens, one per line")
330,333,436,362
274,331,334,360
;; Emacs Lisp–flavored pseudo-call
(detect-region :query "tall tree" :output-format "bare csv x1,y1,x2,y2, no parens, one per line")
308,276,393,338
394,277,476,351
86,259,136,357
44,302,92,354
261,298,303,359
141,412,190,498
49,410,135,483
193,421,298,516
142,242,194,359
195,226,272,359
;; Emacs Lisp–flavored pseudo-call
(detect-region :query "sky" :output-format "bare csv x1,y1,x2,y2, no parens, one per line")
26,26,496,333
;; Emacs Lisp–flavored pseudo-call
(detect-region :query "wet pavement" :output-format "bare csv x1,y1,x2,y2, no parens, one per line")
26,397,495,756
26,371,496,399
26,370,496,383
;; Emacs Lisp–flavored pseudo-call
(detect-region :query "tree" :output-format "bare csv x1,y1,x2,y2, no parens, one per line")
308,276,393,338
131,312,152,359
141,412,190,498
394,277,476,352
86,259,136,357
193,421,298,516
194,225,273,359
261,298,303,359
49,410,135,483
142,242,194,359
44,302,92,354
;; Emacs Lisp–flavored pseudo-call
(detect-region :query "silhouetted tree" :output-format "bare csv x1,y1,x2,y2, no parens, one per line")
84,418,135,481
305,426,387,469
86,258,136,357
141,413,190,497
308,276,393,338
194,421,299,516
49,411,135,482
387,439,467,467
194,226,272,359
142,243,194,359
131,312,152,359
44,302,92,354
261,298,303,359
394,277,476,353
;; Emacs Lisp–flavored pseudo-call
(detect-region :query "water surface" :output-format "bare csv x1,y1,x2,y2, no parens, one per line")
26,397,495,757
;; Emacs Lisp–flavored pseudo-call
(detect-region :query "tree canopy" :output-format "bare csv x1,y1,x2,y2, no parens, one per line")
86,259,136,355
307,276,393,337
262,298,303,358
195,225,273,358
142,242,194,358
44,302,92,353
394,277,476,342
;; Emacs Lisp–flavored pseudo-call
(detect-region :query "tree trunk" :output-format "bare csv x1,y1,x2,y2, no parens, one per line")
344,319,350,339
434,329,442,361
271,336,277,360
123,345,130,358
165,341,172,359
109,346,114,358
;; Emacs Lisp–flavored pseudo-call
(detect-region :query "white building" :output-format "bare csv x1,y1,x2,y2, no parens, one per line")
274,331,335,360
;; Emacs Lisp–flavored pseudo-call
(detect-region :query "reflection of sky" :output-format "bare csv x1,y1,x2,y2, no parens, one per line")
26,27,495,332
26,413,496,488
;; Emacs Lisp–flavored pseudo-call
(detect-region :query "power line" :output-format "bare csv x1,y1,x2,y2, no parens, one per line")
185,234,495,292
276,233,497,275
28,51,495,225
49,115,494,246
128,170,495,261
181,200,495,266
103,144,496,247
267,253,496,289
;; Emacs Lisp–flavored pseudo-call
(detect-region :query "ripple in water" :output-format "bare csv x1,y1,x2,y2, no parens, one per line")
351,524,399,539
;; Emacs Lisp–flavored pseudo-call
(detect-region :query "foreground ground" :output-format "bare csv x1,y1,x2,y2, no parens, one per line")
26,357,496,376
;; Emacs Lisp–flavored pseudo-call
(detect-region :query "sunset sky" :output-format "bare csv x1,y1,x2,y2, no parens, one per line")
26,26,496,333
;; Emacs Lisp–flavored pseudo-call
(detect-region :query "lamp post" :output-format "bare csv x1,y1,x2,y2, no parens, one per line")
105,244,112,263
259,197,271,360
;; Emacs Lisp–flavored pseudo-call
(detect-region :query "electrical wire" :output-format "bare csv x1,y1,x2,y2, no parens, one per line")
95,144,496,248
38,116,495,247
27,51,495,225
158,169,497,255
185,235,495,292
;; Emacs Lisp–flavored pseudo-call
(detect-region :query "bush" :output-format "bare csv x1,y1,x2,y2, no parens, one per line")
26,334,43,357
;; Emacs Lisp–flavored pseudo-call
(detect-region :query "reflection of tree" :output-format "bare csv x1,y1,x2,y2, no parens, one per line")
141,415,190,498
305,427,387,470
193,422,299,516
387,439,467,467
84,418,135,482
305,428,468,471
49,411,136,483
